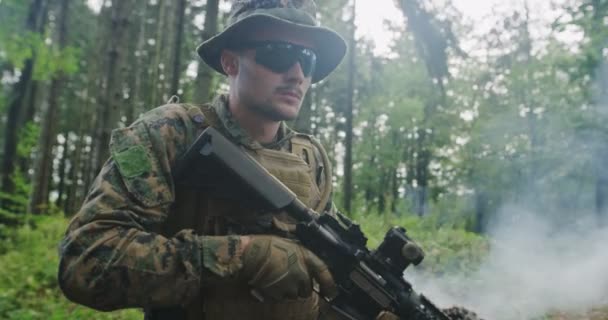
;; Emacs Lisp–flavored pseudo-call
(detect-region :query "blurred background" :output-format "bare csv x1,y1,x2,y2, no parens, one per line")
0,0,607,319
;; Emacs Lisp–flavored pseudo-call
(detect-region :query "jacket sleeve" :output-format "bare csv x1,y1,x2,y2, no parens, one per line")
58,105,206,311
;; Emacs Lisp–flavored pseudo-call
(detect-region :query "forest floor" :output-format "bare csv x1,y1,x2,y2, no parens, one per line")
548,306,608,320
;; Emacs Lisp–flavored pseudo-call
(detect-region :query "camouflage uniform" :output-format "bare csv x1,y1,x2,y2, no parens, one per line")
58,94,334,320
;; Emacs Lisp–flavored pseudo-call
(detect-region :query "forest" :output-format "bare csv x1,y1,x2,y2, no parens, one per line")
1,0,607,319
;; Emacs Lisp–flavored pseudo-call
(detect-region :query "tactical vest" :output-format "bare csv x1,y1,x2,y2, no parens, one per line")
147,104,332,320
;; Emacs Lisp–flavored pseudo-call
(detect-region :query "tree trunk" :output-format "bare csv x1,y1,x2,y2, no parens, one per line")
398,0,456,216
16,81,40,175
170,0,187,96
122,1,142,126
29,0,70,215
193,0,220,103
342,0,356,214
64,135,79,215
414,128,430,216
595,175,608,223
1,60,34,197
28,108,56,213
378,171,387,214
20,0,49,128
21,78,40,129
126,1,149,124
55,132,70,209
81,138,95,207
390,132,400,214
149,0,168,107
160,0,175,103
1,0,47,202
474,191,487,233
519,5,540,201
93,0,135,173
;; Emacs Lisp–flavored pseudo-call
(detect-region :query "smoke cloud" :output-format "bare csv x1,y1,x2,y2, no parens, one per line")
406,205,608,319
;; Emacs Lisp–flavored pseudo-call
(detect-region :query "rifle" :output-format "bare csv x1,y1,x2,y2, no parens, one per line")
174,127,451,320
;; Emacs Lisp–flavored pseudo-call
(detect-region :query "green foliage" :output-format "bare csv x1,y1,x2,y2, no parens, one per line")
0,90,6,114
0,211,486,319
0,0,29,57
0,215,140,320
351,209,489,276
555,0,608,82
1,32,40,69
16,122,40,159
34,43,81,80
0,1,81,80
0,123,41,231
0,167,31,229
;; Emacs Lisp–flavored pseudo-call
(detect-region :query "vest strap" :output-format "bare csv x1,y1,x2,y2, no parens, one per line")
291,134,332,213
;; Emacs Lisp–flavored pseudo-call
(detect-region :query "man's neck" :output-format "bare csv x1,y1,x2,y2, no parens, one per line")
228,93,281,144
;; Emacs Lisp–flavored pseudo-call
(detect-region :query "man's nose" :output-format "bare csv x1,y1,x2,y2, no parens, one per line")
284,61,306,83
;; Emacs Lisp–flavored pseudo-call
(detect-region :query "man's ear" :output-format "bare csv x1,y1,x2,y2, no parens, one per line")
220,50,239,76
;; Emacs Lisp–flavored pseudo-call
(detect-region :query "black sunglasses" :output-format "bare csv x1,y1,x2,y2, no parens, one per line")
231,41,317,78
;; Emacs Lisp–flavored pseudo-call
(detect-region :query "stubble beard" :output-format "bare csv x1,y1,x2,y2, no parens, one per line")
250,98,300,122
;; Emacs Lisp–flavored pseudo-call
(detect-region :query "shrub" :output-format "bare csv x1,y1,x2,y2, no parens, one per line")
350,210,489,276
0,214,139,320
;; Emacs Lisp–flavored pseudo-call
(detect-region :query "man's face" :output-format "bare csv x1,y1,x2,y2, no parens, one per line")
224,26,315,121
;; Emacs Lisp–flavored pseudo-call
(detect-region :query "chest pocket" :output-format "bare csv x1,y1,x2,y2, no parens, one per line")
234,147,318,234
254,148,318,208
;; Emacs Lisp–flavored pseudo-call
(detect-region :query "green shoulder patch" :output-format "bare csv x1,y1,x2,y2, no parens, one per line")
113,145,152,178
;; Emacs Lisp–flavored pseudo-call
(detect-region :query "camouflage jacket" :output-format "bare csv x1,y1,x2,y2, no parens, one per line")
58,95,334,314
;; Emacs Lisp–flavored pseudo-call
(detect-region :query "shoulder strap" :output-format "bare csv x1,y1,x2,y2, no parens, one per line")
290,133,333,213
291,134,318,174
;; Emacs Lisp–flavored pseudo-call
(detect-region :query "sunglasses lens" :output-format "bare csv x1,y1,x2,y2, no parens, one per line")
253,43,316,77
256,45,297,72
298,49,316,77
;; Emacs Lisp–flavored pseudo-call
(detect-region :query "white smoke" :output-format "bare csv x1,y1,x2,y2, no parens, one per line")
405,203,608,320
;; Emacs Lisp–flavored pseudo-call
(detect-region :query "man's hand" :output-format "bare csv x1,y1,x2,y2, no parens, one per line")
201,235,336,301
240,235,337,301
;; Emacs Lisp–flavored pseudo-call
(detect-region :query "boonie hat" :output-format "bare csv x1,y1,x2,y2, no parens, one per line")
196,0,347,83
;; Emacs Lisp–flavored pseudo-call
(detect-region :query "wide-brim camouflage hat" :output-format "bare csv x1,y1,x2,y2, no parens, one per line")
197,0,347,83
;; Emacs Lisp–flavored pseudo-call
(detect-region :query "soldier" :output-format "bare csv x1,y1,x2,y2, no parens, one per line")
58,0,397,319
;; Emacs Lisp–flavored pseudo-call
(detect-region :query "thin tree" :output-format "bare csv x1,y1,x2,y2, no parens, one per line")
29,0,71,214
342,0,356,214
397,0,460,215
55,131,71,209
20,0,50,129
149,0,169,107
170,0,187,96
93,0,135,173
1,0,47,201
123,0,149,124
193,0,220,103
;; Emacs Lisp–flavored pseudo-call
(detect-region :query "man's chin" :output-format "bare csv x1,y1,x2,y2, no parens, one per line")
252,101,300,121
269,103,300,121
267,111,298,122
